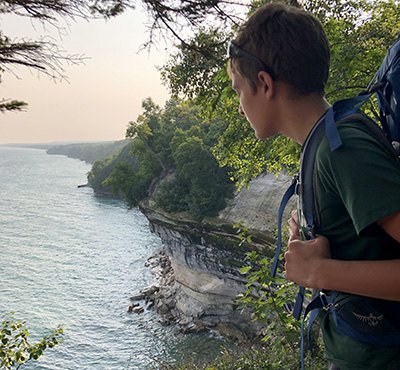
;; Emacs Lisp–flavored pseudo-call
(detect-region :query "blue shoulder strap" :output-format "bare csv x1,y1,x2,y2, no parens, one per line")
303,96,375,233
271,176,306,321
270,176,298,278
300,115,329,233
324,94,372,151
271,112,331,279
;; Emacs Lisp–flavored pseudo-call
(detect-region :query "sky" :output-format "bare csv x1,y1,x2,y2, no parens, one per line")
0,7,172,144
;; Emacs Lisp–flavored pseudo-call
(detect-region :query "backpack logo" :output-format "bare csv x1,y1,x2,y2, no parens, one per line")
352,311,384,327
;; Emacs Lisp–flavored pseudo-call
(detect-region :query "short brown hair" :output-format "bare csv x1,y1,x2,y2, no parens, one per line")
229,2,330,96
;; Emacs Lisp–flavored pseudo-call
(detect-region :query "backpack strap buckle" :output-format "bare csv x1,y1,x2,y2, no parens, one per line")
320,291,337,311
320,291,329,307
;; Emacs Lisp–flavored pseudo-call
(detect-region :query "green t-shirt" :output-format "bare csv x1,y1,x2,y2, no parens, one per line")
310,121,400,369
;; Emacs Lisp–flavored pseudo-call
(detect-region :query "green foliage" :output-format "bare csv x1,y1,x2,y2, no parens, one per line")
164,136,233,221
89,98,169,201
0,313,63,370
126,97,172,174
47,140,128,163
239,251,300,352
301,0,400,102
155,345,325,370
155,133,234,221
103,161,149,207
234,223,301,355
212,99,273,189
162,0,400,187
87,142,139,195
153,175,189,213
153,347,297,370
264,136,300,176
87,155,116,194
160,29,231,112
87,98,234,221
0,99,27,113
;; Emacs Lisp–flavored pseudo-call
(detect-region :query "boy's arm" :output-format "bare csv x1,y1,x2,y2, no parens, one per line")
285,210,400,302
378,210,400,241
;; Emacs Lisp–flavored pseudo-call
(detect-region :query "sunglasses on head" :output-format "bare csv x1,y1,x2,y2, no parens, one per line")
227,41,276,80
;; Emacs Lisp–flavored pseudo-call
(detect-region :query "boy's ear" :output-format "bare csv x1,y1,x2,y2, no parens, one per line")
258,71,275,98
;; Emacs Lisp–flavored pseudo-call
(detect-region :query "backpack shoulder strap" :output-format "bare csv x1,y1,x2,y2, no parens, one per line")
300,107,370,237
300,115,327,235
324,94,372,151
271,176,298,278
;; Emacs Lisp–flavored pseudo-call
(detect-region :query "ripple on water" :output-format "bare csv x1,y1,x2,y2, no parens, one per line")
0,148,234,370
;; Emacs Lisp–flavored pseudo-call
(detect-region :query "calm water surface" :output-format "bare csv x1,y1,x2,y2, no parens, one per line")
0,147,229,370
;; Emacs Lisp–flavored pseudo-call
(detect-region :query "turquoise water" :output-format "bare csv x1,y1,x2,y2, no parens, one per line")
0,147,228,370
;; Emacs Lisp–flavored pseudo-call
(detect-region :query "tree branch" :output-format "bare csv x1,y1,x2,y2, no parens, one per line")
0,98,28,113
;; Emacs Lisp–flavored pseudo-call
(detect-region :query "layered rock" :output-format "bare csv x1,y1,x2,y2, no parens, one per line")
136,172,293,342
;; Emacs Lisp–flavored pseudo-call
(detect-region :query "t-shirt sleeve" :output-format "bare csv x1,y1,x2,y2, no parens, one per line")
316,123,400,235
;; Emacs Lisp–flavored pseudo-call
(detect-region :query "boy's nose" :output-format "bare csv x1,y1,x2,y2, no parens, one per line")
238,105,245,115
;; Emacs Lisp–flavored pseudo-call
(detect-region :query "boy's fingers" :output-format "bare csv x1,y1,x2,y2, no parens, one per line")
291,209,298,224
288,217,300,241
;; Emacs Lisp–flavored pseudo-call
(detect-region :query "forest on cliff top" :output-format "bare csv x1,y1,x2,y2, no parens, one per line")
86,0,400,223
87,98,235,221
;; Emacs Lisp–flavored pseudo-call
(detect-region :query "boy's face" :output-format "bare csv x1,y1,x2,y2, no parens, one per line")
231,71,277,140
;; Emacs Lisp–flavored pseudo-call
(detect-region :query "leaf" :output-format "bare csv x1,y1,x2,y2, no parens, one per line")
239,266,251,274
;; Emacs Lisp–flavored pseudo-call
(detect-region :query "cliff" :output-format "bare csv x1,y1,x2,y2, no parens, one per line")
134,172,294,342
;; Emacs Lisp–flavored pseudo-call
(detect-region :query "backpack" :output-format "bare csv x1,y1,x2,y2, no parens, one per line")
270,33,400,368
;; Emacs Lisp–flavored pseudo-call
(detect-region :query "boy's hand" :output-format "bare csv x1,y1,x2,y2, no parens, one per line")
288,209,300,241
285,212,331,289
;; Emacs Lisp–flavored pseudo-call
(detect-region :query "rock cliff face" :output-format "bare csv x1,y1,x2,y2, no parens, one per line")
138,172,294,342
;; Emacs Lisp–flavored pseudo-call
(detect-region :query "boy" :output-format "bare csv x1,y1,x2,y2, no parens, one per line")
228,3,400,369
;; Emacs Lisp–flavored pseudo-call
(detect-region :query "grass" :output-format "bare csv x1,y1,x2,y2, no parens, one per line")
151,341,326,370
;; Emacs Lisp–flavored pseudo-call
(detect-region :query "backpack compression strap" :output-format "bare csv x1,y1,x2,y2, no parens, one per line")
374,32,400,146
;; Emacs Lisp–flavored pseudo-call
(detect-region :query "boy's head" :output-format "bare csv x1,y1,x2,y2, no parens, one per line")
228,2,330,97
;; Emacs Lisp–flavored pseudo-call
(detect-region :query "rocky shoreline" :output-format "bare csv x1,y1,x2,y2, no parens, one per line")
126,172,293,344
127,247,265,342
127,249,209,333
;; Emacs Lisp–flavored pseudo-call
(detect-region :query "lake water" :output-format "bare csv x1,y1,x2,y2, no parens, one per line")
0,147,230,370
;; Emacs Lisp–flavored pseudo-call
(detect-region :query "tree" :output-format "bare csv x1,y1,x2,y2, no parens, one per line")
92,98,234,219
168,136,234,220
0,0,259,114
126,97,172,175
87,142,140,195
138,0,248,51
102,161,148,207
160,29,230,110
0,0,254,113
0,0,134,112
161,0,400,187
0,313,64,370
126,120,167,172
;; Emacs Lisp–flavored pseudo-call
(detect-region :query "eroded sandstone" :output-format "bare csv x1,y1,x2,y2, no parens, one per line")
131,172,293,343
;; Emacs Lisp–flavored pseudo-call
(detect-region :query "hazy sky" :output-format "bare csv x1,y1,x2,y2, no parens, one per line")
0,7,172,144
